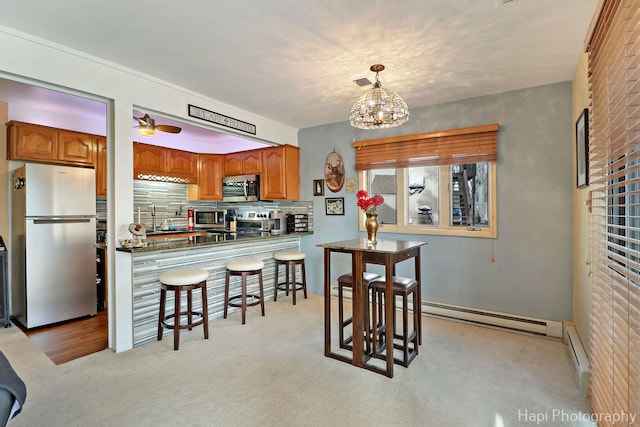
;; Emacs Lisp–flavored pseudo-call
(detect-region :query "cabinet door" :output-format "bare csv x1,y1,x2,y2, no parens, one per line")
195,154,223,200
242,149,262,174
95,137,107,197
166,148,197,182
133,142,166,175
261,145,300,200
58,130,95,166
224,152,243,176
7,121,58,162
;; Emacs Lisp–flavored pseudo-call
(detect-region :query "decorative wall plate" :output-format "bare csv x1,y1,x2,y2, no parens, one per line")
325,150,345,192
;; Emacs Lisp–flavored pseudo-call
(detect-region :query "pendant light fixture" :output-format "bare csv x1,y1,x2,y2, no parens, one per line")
349,64,409,129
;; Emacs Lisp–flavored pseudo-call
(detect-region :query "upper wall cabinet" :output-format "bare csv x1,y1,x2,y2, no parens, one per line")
261,144,300,200
6,121,96,167
224,149,262,176
188,154,224,201
95,137,107,197
133,142,197,183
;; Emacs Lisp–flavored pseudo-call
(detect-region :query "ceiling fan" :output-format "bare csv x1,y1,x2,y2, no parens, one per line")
134,114,182,136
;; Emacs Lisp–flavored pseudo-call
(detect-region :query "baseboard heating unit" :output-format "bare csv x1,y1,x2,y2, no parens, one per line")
563,324,590,394
422,301,563,339
331,287,563,339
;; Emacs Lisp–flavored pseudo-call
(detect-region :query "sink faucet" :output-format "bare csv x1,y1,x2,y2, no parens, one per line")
151,204,156,232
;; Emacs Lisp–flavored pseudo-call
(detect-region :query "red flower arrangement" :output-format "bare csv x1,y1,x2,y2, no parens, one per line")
356,190,384,215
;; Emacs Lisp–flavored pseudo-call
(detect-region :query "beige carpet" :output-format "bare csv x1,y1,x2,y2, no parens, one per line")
0,294,594,427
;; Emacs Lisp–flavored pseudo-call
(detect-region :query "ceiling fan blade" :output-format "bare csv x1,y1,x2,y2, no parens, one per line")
156,125,182,134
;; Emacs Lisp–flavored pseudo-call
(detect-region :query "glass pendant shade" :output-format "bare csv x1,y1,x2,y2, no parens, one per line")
349,65,409,129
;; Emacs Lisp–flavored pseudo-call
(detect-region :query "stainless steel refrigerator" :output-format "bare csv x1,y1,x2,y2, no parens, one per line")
11,163,97,328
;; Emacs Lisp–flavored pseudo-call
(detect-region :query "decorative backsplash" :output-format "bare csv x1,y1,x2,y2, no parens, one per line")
130,181,313,232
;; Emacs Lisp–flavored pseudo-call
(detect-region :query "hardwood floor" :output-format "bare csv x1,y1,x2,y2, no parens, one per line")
17,311,108,365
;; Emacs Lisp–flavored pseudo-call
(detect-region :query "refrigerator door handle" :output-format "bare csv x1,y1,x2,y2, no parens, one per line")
32,218,93,224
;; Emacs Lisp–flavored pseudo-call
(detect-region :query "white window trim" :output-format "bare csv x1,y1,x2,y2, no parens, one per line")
358,163,498,238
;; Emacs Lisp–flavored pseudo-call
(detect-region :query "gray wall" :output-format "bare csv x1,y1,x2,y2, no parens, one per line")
298,82,574,322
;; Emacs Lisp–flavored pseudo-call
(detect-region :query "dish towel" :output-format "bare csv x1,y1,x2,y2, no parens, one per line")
0,351,27,421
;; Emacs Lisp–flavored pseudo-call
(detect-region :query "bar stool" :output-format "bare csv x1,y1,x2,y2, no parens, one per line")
273,250,307,305
337,272,381,351
224,257,265,324
369,276,420,367
157,268,209,351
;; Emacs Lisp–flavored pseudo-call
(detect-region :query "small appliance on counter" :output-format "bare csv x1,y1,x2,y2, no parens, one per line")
269,210,287,235
194,209,226,230
286,213,309,233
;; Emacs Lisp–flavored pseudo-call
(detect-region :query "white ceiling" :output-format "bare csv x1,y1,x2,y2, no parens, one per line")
0,0,599,151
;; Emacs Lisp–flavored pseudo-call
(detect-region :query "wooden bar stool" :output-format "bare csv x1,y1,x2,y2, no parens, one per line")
369,276,420,367
337,272,381,351
157,268,209,350
273,250,307,305
224,257,265,324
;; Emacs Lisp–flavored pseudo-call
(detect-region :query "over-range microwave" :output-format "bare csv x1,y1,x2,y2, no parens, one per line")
222,174,260,202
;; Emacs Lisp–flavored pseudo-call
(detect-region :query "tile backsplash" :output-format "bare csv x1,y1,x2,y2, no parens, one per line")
124,181,314,232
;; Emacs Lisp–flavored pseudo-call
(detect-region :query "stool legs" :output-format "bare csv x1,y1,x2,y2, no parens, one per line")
273,259,307,305
371,287,419,367
157,280,209,351
225,269,265,324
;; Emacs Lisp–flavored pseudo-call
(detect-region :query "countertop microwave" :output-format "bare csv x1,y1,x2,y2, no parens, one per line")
222,174,260,202
194,209,226,229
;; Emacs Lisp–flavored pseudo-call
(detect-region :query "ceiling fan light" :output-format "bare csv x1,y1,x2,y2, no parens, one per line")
349,65,409,130
138,125,156,137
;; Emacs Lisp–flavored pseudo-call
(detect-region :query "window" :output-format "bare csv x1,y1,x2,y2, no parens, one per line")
354,124,498,238
586,0,640,419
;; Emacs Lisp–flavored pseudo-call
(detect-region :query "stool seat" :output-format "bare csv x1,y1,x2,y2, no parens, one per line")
157,268,209,351
226,258,264,272
160,268,209,286
273,250,307,305
274,251,306,261
337,272,381,286
369,276,418,293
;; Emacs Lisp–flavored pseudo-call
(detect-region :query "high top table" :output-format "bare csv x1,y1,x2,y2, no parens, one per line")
317,238,427,378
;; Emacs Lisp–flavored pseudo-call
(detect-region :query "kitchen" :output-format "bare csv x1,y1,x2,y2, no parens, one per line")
0,78,310,358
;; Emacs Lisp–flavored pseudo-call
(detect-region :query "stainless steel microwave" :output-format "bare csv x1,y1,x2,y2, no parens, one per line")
194,209,226,229
222,174,260,202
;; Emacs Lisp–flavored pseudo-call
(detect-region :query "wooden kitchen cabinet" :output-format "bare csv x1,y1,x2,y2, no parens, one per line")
224,148,262,176
95,137,107,197
6,121,97,167
133,142,166,173
133,143,197,183
188,154,223,200
261,144,300,200
57,130,95,166
7,121,58,162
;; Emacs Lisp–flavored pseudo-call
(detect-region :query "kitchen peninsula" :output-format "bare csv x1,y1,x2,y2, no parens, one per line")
118,230,311,347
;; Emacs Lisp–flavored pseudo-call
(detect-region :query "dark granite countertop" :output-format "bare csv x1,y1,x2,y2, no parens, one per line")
116,230,312,253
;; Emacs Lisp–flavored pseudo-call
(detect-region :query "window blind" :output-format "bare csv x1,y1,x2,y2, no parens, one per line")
587,0,640,424
352,124,499,170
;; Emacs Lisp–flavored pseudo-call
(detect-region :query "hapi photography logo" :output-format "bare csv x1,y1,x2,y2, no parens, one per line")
519,408,637,425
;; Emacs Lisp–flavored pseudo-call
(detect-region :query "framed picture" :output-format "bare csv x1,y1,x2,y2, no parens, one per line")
576,108,589,188
325,197,345,215
313,179,324,196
